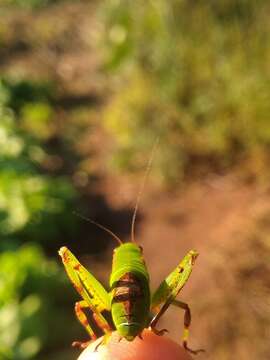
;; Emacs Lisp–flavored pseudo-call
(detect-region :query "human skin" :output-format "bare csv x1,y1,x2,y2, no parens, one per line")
77,330,193,360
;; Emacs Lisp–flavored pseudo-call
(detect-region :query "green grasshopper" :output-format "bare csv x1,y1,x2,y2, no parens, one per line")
59,146,202,354
59,223,201,354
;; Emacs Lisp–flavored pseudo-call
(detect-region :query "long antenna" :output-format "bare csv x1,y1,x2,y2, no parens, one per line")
131,138,159,243
73,211,123,246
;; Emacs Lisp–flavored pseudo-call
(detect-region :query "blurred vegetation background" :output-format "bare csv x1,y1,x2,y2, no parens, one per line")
0,1,269,359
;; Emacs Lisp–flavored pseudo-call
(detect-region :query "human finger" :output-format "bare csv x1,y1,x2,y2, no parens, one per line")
77,329,193,360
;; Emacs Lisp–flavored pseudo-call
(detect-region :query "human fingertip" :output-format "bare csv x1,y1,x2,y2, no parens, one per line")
77,330,194,360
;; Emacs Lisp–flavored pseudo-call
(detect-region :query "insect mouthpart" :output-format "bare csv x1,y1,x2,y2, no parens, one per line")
125,335,136,341
117,322,142,340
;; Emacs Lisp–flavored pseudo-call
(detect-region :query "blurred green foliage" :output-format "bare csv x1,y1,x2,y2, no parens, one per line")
101,0,270,184
0,79,79,358
0,244,77,359
4,79,53,115
0,79,77,249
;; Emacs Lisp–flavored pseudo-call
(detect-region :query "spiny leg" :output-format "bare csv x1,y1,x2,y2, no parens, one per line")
59,248,113,349
67,268,112,348
172,299,205,355
72,300,97,349
73,301,113,350
59,247,111,313
91,312,114,351
150,299,170,336
150,250,203,353
151,250,199,315
150,298,204,354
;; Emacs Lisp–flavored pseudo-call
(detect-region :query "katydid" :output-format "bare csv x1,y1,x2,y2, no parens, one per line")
59,227,202,354
59,146,203,354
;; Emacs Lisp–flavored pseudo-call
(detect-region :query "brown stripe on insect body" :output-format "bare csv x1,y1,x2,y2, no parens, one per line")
111,273,143,323
112,273,143,300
